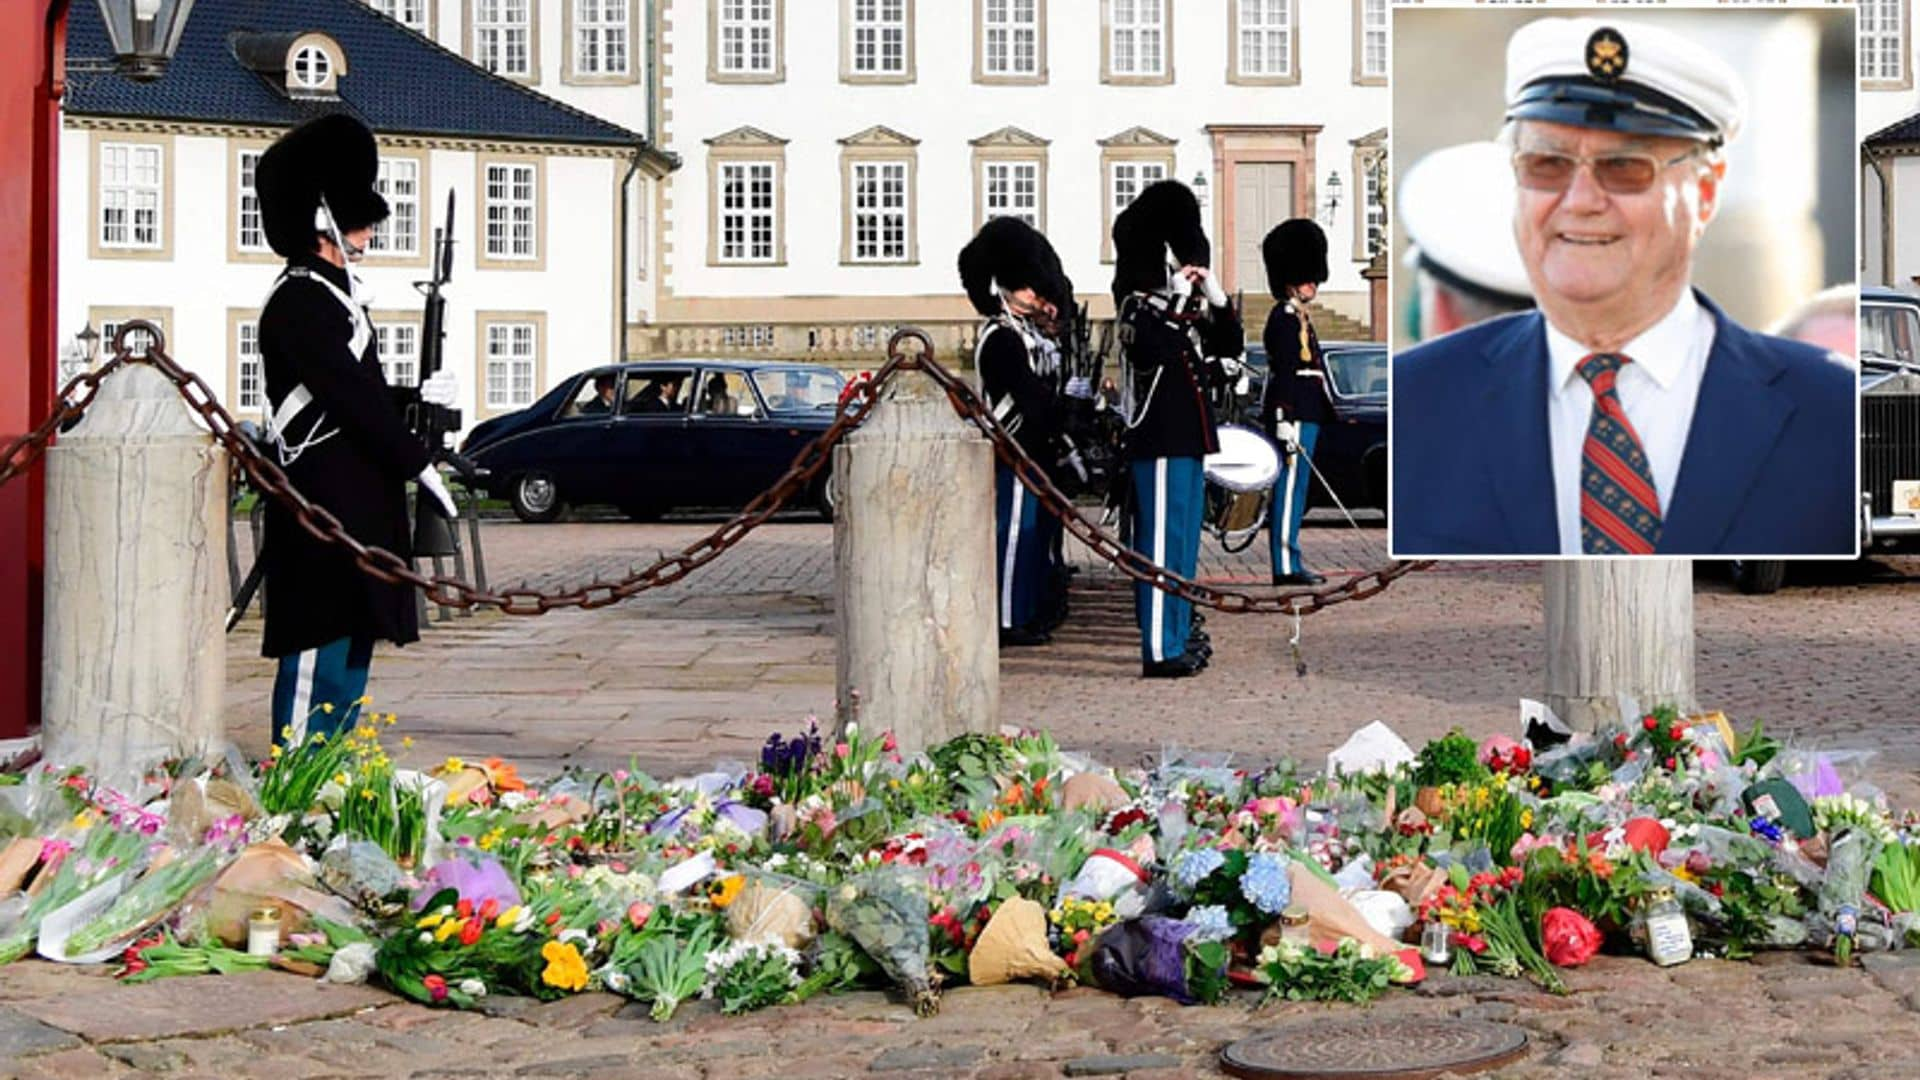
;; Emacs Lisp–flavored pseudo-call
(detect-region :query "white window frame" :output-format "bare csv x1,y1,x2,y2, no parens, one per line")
1237,0,1291,80
1109,0,1165,78
474,0,533,78
375,321,421,389
574,0,631,76
1359,0,1387,81
99,141,163,251
367,157,421,257
484,321,539,410
99,320,157,359
291,45,332,89
717,160,779,264
1863,0,1910,88
983,160,1040,228
850,160,910,264
367,0,430,33
237,320,264,412
718,0,777,75
1110,160,1168,220
983,0,1040,77
237,149,268,254
851,0,908,76
483,162,538,262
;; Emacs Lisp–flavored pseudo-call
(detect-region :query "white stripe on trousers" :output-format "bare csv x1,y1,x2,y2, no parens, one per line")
1278,451,1302,576
289,648,318,745
1001,476,1025,629
1150,458,1167,663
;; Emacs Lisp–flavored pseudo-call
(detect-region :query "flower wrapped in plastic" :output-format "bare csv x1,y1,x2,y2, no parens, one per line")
0,822,151,965
1087,915,1229,1005
825,865,937,1015
61,832,242,958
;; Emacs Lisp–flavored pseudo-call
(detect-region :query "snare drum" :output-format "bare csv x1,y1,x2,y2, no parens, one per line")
1202,424,1281,548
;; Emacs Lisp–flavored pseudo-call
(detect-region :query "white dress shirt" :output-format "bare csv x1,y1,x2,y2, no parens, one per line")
1544,291,1715,555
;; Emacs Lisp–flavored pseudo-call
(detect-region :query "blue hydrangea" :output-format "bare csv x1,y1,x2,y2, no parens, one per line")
1172,848,1226,894
1239,851,1292,915
1184,904,1234,943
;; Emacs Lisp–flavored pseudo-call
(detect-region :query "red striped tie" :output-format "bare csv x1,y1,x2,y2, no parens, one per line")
1576,353,1662,555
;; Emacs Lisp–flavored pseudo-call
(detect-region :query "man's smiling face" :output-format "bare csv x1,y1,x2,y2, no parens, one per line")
1512,120,1714,321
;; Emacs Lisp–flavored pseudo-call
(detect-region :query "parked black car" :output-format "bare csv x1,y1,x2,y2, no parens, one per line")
1728,287,1920,594
461,361,848,523
1240,339,1388,513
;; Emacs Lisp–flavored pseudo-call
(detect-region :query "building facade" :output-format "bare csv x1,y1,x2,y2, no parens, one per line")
648,0,1391,363
59,0,666,439
1863,0,1916,287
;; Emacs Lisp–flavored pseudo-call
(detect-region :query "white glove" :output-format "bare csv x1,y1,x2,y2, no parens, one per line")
420,369,459,408
1219,355,1244,378
1197,267,1230,309
417,465,458,519
1274,420,1300,454
1065,375,1094,400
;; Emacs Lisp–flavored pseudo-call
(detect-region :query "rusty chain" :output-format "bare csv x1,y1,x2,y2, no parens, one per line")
1,322,1426,617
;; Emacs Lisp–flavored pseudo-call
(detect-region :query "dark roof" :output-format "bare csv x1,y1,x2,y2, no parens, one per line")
65,0,644,150
1865,113,1920,147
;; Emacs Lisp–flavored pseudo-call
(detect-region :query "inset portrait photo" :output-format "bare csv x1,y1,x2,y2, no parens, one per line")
1389,6,1858,559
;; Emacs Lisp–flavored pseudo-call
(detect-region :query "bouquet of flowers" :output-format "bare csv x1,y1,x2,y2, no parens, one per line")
1258,938,1410,1005
0,822,151,964
703,939,801,1014
62,824,245,959
1419,865,1564,993
375,890,543,1007
1086,914,1231,1005
1169,847,1293,950
825,865,937,1015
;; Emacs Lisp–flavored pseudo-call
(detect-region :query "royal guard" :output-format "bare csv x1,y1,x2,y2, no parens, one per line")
1111,180,1243,679
254,114,458,746
1260,219,1334,586
960,216,1075,647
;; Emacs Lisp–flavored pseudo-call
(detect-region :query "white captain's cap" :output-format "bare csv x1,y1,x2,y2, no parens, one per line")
1505,17,1746,146
1399,142,1532,307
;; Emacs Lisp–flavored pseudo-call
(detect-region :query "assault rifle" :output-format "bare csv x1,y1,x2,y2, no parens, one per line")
407,190,477,555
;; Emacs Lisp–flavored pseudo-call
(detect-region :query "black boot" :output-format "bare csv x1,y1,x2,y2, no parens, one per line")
1142,653,1205,679
1272,569,1326,586
999,625,1051,647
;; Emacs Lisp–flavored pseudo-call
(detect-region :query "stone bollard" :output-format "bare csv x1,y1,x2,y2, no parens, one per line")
43,362,227,782
832,349,997,751
1542,560,1695,731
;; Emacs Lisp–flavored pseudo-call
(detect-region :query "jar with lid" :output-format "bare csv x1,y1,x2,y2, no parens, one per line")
1278,906,1312,947
247,905,282,958
1641,888,1692,967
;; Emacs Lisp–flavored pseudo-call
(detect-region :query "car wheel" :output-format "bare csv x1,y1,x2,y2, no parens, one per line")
813,472,837,523
509,472,566,524
1729,560,1785,595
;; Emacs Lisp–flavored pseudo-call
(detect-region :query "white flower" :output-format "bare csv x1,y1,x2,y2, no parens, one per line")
416,931,433,945
498,791,530,811
601,970,630,994
458,979,487,998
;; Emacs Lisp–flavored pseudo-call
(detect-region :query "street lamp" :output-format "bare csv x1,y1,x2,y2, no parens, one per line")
60,324,100,387
91,0,197,82
1320,171,1343,228
1190,170,1210,215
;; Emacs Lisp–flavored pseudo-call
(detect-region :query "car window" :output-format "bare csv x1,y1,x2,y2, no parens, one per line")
754,368,847,412
1324,347,1388,396
696,370,761,418
1862,303,1920,367
561,372,620,419
621,370,693,416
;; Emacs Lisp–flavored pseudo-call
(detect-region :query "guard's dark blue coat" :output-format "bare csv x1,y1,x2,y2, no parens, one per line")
1118,295,1242,461
1390,291,1855,557
1261,302,1334,430
260,254,431,658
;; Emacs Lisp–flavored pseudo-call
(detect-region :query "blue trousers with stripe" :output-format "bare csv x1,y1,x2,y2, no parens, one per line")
1269,422,1321,577
271,635,374,748
995,464,1052,632
1129,456,1204,663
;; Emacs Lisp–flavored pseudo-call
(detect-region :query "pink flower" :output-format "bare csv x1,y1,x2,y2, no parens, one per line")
423,974,448,1002
881,732,898,753
627,902,653,930
613,769,630,783
834,743,850,759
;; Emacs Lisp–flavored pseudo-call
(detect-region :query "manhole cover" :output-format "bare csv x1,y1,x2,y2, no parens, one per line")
1219,1018,1529,1080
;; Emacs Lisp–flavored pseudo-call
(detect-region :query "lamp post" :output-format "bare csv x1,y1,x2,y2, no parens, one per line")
1190,170,1210,224
59,324,98,386
79,0,198,82
1320,171,1343,229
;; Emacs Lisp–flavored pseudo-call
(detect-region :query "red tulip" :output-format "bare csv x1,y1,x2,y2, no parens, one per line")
459,918,483,947
1668,725,1685,742
1643,716,1659,731
423,974,449,1002
1541,907,1602,967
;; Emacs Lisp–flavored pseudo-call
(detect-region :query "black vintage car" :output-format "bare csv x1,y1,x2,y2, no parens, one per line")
1240,339,1389,513
1727,287,1920,594
461,361,848,523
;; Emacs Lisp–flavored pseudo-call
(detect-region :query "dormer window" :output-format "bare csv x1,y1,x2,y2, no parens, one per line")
292,45,331,90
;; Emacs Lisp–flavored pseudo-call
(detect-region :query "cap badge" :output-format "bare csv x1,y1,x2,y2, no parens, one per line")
1586,27,1628,83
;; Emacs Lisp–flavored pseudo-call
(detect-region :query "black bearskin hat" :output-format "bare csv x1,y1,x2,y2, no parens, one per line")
1110,180,1209,300
256,114,390,259
957,216,1073,318
1261,219,1328,296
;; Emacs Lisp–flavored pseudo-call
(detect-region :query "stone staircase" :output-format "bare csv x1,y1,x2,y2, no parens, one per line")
1237,294,1372,343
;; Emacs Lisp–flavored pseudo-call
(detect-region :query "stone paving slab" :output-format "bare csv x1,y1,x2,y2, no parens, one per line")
7,971,390,1043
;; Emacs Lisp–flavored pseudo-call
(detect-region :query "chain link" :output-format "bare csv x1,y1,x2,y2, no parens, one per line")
0,322,1427,618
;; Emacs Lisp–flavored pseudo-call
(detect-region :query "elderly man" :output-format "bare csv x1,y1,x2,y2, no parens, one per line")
1391,18,1853,557
1398,141,1535,343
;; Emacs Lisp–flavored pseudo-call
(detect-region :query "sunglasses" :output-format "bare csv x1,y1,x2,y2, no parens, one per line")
1512,147,1703,195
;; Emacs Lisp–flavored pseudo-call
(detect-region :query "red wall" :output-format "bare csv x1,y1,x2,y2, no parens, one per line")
0,2,63,739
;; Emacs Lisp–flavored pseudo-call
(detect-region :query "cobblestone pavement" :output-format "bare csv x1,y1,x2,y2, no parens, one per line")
5,517,1914,1078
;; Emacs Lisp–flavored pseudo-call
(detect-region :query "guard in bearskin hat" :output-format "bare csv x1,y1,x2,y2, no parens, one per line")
1260,219,1332,586
254,113,459,747
1111,180,1243,679
959,216,1076,647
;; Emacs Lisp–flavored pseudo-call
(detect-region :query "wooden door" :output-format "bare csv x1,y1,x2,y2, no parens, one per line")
1232,162,1295,294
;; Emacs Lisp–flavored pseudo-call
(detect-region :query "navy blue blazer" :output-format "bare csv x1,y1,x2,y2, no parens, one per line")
1391,292,1856,557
